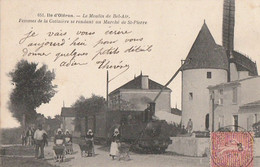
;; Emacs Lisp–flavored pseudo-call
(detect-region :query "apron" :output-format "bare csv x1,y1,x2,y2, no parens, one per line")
110,141,119,156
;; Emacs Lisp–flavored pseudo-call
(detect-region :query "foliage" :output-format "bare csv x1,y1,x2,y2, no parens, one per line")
1,157,56,167
8,60,57,125
45,114,62,137
72,94,107,131
0,114,61,145
163,123,187,137
0,127,23,145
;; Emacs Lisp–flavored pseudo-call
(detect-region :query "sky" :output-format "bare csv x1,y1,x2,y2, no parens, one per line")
1,0,260,128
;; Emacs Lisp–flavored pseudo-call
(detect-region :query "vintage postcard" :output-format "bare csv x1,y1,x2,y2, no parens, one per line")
1,0,260,166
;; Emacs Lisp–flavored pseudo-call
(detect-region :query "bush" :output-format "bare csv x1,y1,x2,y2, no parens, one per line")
0,127,23,145
162,123,187,137
193,131,210,138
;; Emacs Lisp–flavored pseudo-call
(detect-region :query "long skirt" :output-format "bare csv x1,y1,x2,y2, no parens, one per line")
110,142,119,156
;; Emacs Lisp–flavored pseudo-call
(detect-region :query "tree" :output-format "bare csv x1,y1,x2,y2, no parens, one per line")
8,60,57,126
45,114,62,137
72,94,107,132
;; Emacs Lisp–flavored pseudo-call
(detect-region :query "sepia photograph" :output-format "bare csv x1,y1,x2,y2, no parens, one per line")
1,0,260,166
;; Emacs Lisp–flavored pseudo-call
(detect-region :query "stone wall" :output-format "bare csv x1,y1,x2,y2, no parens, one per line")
167,137,210,157
167,136,260,157
255,138,260,157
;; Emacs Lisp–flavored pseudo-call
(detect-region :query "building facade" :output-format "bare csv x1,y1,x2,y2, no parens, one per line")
61,107,76,133
238,100,260,131
108,74,172,113
181,0,258,131
208,77,260,131
181,23,229,131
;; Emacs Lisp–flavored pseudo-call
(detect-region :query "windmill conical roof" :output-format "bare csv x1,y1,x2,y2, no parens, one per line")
182,23,229,71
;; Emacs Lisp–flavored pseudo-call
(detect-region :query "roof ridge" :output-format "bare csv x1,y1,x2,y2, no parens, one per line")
109,75,171,95
208,76,260,89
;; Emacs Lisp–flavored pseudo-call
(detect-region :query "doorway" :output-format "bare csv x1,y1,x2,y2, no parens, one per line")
205,114,209,130
233,115,238,131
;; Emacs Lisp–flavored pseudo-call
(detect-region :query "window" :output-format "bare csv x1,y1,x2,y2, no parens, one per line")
232,87,237,104
189,92,193,100
205,114,209,130
218,98,223,105
233,115,238,131
219,89,223,95
218,115,224,129
207,72,212,79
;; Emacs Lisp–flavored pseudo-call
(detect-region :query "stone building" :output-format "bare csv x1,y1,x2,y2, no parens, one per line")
181,22,229,131
60,107,76,133
208,77,260,131
239,100,260,131
108,73,172,113
181,0,258,131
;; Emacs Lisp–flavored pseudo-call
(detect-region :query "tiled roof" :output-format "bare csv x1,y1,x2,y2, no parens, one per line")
182,23,229,71
231,51,258,76
208,76,260,89
109,74,171,95
239,100,260,109
171,108,182,116
61,107,76,117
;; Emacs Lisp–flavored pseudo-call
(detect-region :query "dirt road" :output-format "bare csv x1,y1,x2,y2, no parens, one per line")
44,143,209,167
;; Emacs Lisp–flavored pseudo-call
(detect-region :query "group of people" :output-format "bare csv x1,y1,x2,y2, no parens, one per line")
21,127,35,146
34,124,48,159
25,124,123,161
78,129,95,157
21,124,48,159
54,128,73,146
52,128,73,161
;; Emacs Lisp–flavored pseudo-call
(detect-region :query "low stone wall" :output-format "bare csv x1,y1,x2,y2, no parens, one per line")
167,137,210,157
167,136,260,157
255,138,260,157
0,145,34,156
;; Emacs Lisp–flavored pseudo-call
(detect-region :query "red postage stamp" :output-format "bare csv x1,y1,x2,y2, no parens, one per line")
211,132,254,167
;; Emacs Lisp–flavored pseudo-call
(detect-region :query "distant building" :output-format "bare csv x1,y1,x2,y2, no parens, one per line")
181,0,258,131
154,108,182,124
239,100,260,131
170,107,182,124
208,77,260,131
171,107,182,116
61,107,76,133
108,73,172,113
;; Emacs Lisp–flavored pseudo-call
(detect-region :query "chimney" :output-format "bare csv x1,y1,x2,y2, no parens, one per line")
141,75,149,89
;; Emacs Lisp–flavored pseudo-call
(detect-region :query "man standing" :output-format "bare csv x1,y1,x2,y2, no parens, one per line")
26,127,33,146
21,130,26,146
34,124,47,159
186,118,193,135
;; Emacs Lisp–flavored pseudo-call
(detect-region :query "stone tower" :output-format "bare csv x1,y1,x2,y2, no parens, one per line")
181,23,229,131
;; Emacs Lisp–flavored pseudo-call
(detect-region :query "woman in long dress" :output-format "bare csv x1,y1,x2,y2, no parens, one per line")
85,129,94,156
109,128,120,160
53,128,65,161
